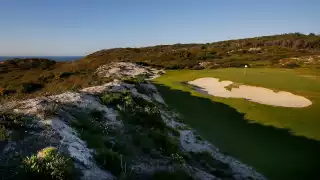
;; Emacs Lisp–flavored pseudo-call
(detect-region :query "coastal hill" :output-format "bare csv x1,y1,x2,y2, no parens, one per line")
0,33,320,180
0,62,267,180
0,33,319,101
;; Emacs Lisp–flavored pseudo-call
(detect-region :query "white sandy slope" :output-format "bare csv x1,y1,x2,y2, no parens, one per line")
188,77,312,108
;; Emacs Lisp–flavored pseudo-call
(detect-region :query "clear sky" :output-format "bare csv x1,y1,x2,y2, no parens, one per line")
0,0,319,56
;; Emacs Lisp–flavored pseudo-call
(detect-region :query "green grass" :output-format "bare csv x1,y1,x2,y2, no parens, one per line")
153,68,320,180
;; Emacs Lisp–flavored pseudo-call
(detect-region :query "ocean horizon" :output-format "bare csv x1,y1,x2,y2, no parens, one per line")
0,56,84,62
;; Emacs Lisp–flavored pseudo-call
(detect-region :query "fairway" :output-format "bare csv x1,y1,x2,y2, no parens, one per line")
153,68,320,180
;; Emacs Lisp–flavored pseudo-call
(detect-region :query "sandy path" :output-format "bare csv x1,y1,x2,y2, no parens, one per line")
188,77,312,108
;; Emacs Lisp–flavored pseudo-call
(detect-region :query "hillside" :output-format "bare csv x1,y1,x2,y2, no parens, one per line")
83,33,320,69
0,62,266,180
0,33,320,101
1,33,320,180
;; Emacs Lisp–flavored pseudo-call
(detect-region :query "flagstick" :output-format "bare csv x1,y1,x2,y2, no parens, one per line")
244,65,248,76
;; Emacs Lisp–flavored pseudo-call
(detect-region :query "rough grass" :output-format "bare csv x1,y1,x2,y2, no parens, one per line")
153,68,320,180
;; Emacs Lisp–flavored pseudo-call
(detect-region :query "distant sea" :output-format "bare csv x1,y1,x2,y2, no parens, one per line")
0,56,84,62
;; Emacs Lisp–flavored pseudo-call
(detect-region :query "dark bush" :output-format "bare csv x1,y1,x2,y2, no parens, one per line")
95,149,122,176
136,62,150,66
149,129,181,156
0,88,16,96
55,72,74,79
281,62,301,68
20,82,43,93
151,170,193,180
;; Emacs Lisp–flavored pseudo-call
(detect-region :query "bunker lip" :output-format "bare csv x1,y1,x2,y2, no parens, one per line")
188,77,312,108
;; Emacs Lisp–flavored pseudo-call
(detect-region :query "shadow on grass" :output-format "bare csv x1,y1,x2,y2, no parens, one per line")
155,83,320,180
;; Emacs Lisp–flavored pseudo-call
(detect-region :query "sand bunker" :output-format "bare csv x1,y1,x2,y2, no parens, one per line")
188,77,312,108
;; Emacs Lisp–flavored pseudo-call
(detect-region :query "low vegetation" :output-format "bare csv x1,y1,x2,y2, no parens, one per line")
100,90,182,156
0,33,319,101
0,112,34,140
62,89,212,178
23,147,76,180
122,74,148,85
189,151,232,178
151,170,193,180
0,112,77,180
68,108,125,177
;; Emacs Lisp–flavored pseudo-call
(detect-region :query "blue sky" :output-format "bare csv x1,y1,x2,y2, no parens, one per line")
0,0,319,56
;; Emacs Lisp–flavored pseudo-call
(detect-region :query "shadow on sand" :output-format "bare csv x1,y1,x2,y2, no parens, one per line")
155,83,320,180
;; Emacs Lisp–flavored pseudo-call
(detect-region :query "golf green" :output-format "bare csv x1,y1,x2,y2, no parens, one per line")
153,68,320,180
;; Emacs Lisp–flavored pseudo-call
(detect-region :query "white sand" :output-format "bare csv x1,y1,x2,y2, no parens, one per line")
188,77,312,108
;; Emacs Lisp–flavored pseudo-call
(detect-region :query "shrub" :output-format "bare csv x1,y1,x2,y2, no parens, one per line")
0,112,33,129
20,82,43,93
281,62,301,68
0,125,7,141
136,61,150,66
38,73,55,83
122,75,147,85
149,129,181,156
42,102,60,119
23,147,75,180
170,153,185,164
0,87,5,96
190,151,232,178
100,92,127,106
132,132,154,153
167,127,180,137
0,87,16,96
90,110,105,122
151,170,193,180
95,149,122,176
55,72,74,80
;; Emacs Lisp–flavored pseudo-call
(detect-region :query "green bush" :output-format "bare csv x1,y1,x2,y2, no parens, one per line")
95,149,122,176
149,129,181,156
0,112,32,129
170,153,185,164
0,125,7,141
100,92,127,106
101,91,166,130
122,75,147,85
23,147,75,180
101,91,181,157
